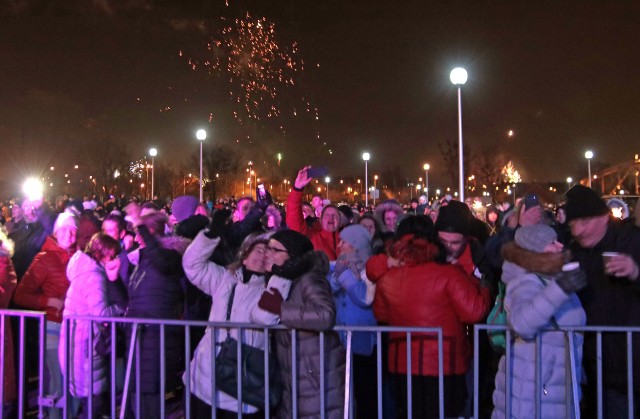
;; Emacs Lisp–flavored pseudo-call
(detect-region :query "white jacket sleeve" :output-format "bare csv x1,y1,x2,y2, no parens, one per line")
182,230,228,296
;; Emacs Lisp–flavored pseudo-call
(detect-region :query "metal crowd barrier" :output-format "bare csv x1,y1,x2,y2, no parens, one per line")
3,309,638,419
0,309,46,419
475,324,640,419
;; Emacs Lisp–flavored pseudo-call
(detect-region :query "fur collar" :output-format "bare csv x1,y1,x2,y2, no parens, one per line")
501,241,569,275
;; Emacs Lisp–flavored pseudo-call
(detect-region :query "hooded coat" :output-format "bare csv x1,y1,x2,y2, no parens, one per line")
124,226,189,394
492,244,585,419
59,251,124,397
181,231,279,413
273,251,345,419
367,235,491,376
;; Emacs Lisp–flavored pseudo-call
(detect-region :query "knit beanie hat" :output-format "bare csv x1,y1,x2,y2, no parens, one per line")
172,195,199,223
339,225,372,257
53,212,79,234
434,200,471,236
271,229,314,259
515,224,557,253
564,185,609,222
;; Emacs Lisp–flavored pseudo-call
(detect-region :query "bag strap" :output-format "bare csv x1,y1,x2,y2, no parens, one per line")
534,275,559,329
226,283,238,321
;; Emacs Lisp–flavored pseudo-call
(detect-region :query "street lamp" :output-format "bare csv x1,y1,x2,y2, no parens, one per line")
362,153,370,207
373,175,378,206
585,150,593,187
450,67,468,200
149,148,157,200
423,163,430,201
196,129,207,202
325,177,330,200
566,177,573,191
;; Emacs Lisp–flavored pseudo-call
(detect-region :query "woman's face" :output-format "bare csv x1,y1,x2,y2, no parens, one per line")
359,218,376,238
242,243,267,273
384,211,398,232
265,239,290,272
55,226,77,251
337,239,355,255
543,240,564,253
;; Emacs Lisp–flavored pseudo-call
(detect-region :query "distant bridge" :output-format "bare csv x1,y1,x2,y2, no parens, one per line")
580,157,640,195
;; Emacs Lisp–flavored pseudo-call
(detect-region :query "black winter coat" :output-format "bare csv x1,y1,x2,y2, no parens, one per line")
125,226,187,394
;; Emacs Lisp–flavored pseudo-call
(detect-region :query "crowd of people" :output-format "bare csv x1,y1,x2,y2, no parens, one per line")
0,165,638,418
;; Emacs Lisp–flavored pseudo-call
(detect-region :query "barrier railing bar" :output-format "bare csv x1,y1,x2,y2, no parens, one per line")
291,329,298,418
376,331,382,419
597,332,603,419
160,324,166,419
319,331,326,419
406,331,412,419
627,331,634,419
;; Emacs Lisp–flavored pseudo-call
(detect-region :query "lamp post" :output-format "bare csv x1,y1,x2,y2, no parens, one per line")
423,163,430,201
362,153,370,207
373,175,378,206
585,150,593,187
450,67,468,201
149,148,157,200
196,129,207,202
248,161,254,196
325,177,330,200
566,177,573,191
184,173,192,195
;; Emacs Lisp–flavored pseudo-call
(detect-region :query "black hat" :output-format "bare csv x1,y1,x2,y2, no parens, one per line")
435,200,472,236
564,185,609,222
271,229,314,259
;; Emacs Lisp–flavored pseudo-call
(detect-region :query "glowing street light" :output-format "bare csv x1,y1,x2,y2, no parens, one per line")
585,150,593,187
423,163,430,201
23,178,43,201
450,67,468,200
362,152,370,207
149,147,157,200
196,129,207,202
325,176,331,200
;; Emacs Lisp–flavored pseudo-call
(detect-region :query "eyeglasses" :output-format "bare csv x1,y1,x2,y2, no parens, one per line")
267,245,289,254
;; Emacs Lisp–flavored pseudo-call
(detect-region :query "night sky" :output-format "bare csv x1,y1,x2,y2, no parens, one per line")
2,0,640,196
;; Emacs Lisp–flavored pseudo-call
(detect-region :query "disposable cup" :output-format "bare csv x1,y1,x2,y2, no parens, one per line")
562,262,580,272
602,252,620,274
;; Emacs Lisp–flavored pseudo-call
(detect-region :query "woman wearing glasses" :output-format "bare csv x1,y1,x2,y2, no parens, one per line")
257,229,345,419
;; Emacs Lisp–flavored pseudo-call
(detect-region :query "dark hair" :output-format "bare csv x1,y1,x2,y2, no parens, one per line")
358,213,382,240
139,211,168,235
395,215,434,241
104,213,127,232
85,233,120,263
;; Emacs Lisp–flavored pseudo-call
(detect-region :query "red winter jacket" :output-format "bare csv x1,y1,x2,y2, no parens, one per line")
13,236,73,323
367,235,490,376
286,189,339,260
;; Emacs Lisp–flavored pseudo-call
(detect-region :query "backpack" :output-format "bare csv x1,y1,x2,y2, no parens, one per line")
486,280,507,353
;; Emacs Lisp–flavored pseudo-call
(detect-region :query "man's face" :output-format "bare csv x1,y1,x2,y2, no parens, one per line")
102,220,123,241
384,211,399,232
321,207,341,232
233,199,253,222
302,204,315,219
438,231,467,260
556,208,566,224
569,214,609,248
21,202,37,223
11,205,23,221
311,196,323,209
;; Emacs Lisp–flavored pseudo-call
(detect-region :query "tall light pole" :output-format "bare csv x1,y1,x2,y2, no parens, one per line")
585,150,593,187
149,148,157,200
373,175,378,206
362,153,370,207
450,67,468,201
423,163,430,201
325,176,330,200
196,129,207,202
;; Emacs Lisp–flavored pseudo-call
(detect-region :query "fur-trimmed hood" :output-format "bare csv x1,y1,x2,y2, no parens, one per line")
501,241,570,282
159,234,191,255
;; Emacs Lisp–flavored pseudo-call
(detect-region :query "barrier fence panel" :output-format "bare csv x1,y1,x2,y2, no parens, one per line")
0,309,46,419
475,324,640,419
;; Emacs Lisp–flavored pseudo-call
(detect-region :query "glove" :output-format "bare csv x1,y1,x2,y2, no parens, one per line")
257,288,284,315
204,209,231,239
256,188,273,213
555,268,588,294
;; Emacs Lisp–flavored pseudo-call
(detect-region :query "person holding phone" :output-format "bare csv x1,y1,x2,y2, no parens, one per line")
286,166,342,260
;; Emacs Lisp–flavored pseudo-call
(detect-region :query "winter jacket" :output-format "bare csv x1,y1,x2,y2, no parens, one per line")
13,236,73,322
367,235,491,376
286,189,340,260
492,247,585,419
124,227,188,394
9,206,55,279
571,220,640,401
0,253,17,403
328,263,377,356
274,251,345,419
181,231,278,413
59,251,124,397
